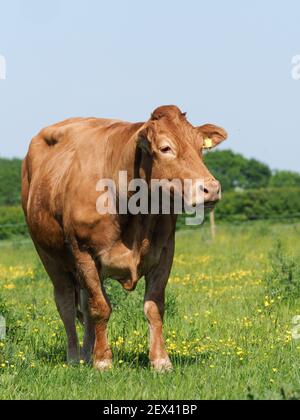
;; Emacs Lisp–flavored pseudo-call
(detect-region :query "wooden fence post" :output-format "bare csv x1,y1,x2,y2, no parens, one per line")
210,209,216,240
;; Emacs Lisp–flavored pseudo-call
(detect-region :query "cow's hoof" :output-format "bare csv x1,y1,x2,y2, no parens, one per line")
80,350,93,364
67,359,80,366
94,359,113,372
151,359,173,373
67,352,80,365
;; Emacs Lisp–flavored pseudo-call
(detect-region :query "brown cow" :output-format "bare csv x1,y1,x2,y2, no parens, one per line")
22,105,227,372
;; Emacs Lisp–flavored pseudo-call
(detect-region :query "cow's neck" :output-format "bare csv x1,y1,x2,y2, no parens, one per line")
110,127,140,185
100,129,174,290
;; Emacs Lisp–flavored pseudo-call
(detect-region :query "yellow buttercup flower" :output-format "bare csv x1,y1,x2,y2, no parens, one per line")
3,284,15,290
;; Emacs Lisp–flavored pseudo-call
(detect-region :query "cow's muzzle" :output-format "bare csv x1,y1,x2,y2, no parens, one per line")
184,178,222,208
203,179,221,205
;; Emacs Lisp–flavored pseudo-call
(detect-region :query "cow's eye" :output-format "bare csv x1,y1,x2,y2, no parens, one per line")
160,146,173,154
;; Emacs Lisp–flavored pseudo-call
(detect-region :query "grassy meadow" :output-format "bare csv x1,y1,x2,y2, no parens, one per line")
0,222,300,400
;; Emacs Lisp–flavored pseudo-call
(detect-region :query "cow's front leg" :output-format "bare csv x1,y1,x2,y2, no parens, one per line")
144,293,172,373
144,240,175,373
75,250,112,371
91,284,112,371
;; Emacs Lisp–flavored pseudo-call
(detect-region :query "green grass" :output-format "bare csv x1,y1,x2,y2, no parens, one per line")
1,222,300,400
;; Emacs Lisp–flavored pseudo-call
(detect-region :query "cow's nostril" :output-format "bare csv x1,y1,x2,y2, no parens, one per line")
199,185,209,194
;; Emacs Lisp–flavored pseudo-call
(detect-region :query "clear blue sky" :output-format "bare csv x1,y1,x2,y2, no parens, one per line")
0,0,299,171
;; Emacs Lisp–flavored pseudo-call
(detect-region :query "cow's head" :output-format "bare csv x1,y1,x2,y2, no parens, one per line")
135,105,227,208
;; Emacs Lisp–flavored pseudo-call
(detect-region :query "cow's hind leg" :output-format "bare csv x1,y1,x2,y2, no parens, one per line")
36,249,80,364
80,288,96,363
144,237,175,373
54,278,80,364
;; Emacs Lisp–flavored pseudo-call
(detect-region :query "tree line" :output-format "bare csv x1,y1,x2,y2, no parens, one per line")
204,150,300,191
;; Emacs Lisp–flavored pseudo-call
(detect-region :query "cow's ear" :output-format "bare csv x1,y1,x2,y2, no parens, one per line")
196,124,228,150
136,128,153,156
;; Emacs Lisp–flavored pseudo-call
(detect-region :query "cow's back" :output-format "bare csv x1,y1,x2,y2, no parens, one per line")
24,117,123,182
22,116,140,252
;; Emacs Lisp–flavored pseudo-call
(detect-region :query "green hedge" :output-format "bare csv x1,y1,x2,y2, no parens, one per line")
178,187,300,227
0,206,27,240
215,188,300,222
0,158,22,206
